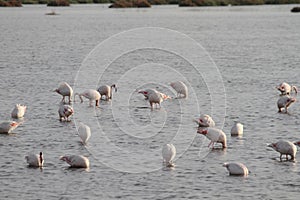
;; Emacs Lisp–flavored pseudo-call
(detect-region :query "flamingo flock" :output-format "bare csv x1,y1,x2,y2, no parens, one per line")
1,79,300,175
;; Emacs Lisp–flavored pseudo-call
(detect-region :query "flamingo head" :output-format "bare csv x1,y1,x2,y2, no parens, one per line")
111,84,117,92
162,94,171,100
138,90,148,95
64,107,74,116
222,163,228,167
267,143,276,149
10,121,19,127
197,129,208,135
294,141,300,147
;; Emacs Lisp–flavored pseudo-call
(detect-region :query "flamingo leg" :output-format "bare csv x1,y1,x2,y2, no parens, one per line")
280,154,283,161
208,141,213,147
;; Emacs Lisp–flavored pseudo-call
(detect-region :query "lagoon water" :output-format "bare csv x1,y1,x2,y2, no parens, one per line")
0,4,300,199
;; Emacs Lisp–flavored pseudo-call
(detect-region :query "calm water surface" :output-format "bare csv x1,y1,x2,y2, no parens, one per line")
0,4,300,200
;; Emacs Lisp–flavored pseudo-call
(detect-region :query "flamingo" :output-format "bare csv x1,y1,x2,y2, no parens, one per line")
138,90,169,109
138,89,170,100
276,82,297,95
58,104,74,121
54,82,73,103
25,152,44,167
268,140,297,161
223,162,249,176
97,84,117,101
60,155,90,168
277,95,296,113
197,127,227,149
230,122,243,136
11,104,26,118
162,144,176,167
75,89,101,107
193,114,215,128
78,122,91,144
0,121,21,133
170,81,188,98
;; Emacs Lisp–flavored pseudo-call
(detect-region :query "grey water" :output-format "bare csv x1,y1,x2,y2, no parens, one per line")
0,4,300,199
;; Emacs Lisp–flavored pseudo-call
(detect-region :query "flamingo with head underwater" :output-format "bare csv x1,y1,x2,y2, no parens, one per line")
75,89,101,107
54,82,73,104
11,104,27,118
162,144,176,167
60,155,90,168
170,81,188,98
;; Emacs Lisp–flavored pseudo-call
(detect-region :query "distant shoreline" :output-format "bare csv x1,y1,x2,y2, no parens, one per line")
1,0,300,7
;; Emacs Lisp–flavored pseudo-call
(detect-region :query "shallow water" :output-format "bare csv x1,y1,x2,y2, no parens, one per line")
0,4,300,199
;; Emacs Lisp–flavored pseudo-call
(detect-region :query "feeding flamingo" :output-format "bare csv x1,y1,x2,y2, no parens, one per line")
138,89,170,100
277,95,296,113
170,81,188,98
223,162,249,176
75,89,101,107
197,127,227,149
97,84,117,101
25,152,44,167
60,155,90,168
11,104,26,118
162,144,176,167
58,104,74,122
268,140,297,161
230,122,243,136
0,121,22,134
54,82,73,103
276,82,297,95
78,122,91,144
138,89,169,109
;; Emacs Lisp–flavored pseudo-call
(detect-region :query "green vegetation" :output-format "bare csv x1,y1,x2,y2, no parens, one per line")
47,0,70,6
0,0,22,6
109,0,151,7
178,0,277,6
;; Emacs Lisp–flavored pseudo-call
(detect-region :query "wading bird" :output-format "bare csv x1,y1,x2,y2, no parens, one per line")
75,89,101,107
60,155,90,168
54,82,73,103
162,144,176,167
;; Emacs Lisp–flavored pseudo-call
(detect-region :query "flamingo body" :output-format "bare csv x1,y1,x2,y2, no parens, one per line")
58,104,74,121
78,123,91,144
60,155,90,168
138,89,169,109
162,144,176,167
268,140,297,161
97,84,117,100
25,152,44,167
277,96,296,113
276,82,297,95
138,89,170,100
75,89,101,106
0,121,21,133
170,81,188,98
223,162,249,176
11,104,26,118
54,82,73,103
197,127,227,149
230,122,243,136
